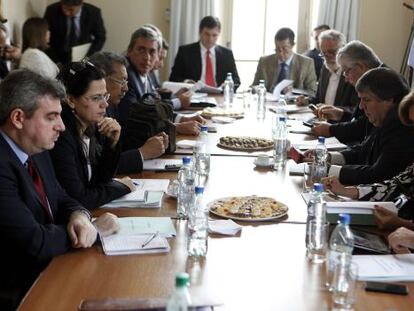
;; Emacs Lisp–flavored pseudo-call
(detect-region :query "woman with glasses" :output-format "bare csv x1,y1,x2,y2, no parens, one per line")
50,61,135,210
19,17,59,78
323,90,414,231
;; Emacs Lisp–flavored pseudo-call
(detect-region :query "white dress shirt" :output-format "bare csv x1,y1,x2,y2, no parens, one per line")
324,67,342,106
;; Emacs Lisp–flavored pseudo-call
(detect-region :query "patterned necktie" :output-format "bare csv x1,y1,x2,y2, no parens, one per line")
27,157,54,222
276,62,287,84
205,49,215,86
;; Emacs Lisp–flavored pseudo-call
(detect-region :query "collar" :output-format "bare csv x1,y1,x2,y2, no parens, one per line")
278,53,294,66
200,42,216,56
0,129,29,165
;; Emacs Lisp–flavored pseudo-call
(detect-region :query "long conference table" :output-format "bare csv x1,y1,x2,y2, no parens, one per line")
18,99,413,311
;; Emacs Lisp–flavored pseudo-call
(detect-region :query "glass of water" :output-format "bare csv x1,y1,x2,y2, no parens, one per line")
307,220,329,264
194,153,210,186
331,261,359,310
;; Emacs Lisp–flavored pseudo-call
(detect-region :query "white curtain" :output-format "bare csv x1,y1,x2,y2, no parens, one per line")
168,0,215,74
317,0,360,41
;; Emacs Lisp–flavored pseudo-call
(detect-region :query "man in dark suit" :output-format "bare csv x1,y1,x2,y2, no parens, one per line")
169,16,240,89
0,69,118,310
90,51,168,174
44,0,106,65
303,24,330,79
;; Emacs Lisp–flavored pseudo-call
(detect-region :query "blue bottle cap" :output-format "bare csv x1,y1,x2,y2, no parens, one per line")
279,116,287,122
201,126,208,132
313,183,324,192
182,156,192,165
195,186,204,194
339,213,351,225
318,136,325,143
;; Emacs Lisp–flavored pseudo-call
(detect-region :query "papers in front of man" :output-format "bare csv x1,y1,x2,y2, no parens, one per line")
162,81,222,94
265,79,294,101
71,42,91,61
101,217,176,255
103,179,169,208
353,254,414,281
326,201,397,215
176,139,197,149
143,159,182,171
293,137,347,151
286,120,313,134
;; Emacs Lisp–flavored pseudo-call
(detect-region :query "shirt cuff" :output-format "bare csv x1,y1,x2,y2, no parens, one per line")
171,98,182,110
137,148,145,162
330,152,346,165
328,165,342,178
174,114,183,123
357,186,372,199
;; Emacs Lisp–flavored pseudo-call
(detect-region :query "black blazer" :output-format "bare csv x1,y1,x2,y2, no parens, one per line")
169,42,241,89
313,66,359,121
0,134,86,302
338,107,414,185
49,106,130,210
44,2,106,64
304,48,324,80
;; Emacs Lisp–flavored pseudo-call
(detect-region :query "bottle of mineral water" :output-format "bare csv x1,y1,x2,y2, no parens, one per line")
223,72,234,107
326,214,354,290
305,183,326,247
177,157,195,219
313,136,328,182
187,186,208,257
273,116,288,168
193,126,210,186
166,272,191,311
257,79,266,120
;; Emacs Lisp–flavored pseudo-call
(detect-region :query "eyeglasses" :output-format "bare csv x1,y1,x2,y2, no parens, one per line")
108,76,128,87
69,59,95,76
342,65,356,76
133,46,158,58
319,49,338,58
83,93,111,103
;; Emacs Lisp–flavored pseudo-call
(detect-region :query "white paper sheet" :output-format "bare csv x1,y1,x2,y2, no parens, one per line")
326,201,397,215
143,159,182,171
71,42,91,61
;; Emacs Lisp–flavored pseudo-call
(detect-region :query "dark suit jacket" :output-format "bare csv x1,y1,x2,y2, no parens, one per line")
304,48,324,80
313,66,359,121
338,107,414,185
0,134,86,305
49,106,130,210
106,105,144,174
44,2,106,64
169,42,240,89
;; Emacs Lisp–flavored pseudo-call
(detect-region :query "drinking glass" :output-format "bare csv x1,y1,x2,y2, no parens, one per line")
307,220,329,263
331,261,359,310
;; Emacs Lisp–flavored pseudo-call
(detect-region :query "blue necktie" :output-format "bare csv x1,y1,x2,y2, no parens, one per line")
277,62,287,84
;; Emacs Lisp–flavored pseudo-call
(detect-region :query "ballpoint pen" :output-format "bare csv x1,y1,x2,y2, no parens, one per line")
141,231,159,248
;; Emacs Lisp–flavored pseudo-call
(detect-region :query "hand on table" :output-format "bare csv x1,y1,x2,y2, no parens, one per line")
67,211,97,248
140,132,168,159
388,227,414,254
93,212,120,237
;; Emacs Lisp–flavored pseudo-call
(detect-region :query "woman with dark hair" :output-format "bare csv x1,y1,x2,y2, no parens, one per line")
19,17,59,78
50,61,134,210
324,91,414,230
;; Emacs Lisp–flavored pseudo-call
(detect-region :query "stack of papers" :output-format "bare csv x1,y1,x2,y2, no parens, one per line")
100,217,176,256
265,79,294,101
353,254,414,281
326,201,397,215
176,140,197,149
143,159,182,171
287,120,313,134
103,179,169,208
209,220,242,236
293,137,347,151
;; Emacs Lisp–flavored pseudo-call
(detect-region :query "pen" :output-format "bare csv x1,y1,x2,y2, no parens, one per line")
133,181,140,186
141,231,159,248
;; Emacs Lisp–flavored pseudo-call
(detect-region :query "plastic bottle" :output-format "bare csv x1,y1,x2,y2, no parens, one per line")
273,116,288,168
177,157,195,219
166,272,191,311
313,136,328,182
187,186,208,257
326,214,355,290
305,183,326,247
257,80,266,120
193,126,210,186
223,73,234,107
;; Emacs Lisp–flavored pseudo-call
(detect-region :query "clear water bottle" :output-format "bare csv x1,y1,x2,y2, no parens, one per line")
326,214,354,290
166,272,191,311
273,116,288,169
187,186,208,257
193,126,210,186
223,72,234,107
305,183,326,246
257,80,266,120
177,156,195,219
312,136,328,182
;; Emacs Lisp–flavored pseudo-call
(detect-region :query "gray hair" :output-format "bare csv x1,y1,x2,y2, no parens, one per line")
319,29,346,47
89,51,127,76
0,69,66,125
127,26,162,51
337,40,381,69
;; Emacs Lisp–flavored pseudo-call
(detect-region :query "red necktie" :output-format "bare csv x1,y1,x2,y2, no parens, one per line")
27,158,54,222
205,49,215,86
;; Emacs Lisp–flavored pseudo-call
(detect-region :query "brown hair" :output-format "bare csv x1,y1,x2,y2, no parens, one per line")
22,17,49,52
399,91,414,126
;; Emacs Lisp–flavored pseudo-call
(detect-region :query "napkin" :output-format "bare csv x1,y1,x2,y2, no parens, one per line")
208,219,242,236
